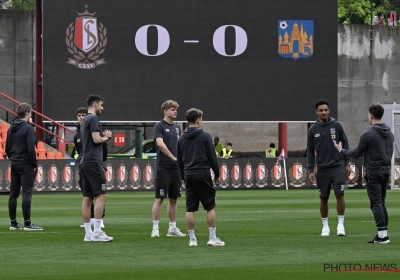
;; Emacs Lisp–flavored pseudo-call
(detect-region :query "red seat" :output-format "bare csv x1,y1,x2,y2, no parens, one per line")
46,151,55,159
55,151,63,159
0,122,9,134
37,151,47,160
36,141,46,153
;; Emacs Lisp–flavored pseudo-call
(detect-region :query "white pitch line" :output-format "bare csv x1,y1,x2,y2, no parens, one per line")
184,40,199,43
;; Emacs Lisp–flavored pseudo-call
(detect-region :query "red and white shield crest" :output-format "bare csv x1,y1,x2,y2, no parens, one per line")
63,166,71,183
145,165,152,182
210,168,215,181
118,165,126,182
348,164,356,180
257,164,265,180
220,165,228,181
74,17,99,53
395,165,400,181
106,166,113,182
273,164,282,180
36,166,44,183
7,166,11,182
131,165,140,182
292,164,303,180
232,164,240,181
49,166,58,183
245,164,252,181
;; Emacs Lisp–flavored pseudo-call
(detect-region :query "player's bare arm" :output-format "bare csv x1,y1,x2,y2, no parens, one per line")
92,130,112,144
156,137,177,163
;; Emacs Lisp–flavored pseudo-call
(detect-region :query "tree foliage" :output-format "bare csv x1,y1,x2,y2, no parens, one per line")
338,0,399,24
2,0,35,10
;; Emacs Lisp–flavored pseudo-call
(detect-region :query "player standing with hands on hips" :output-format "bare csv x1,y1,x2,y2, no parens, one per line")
333,104,394,244
307,100,351,237
177,108,224,246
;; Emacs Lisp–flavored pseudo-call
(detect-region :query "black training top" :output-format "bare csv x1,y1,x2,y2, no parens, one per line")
154,120,180,169
307,117,350,172
177,127,220,180
341,123,394,175
80,113,103,163
5,119,38,167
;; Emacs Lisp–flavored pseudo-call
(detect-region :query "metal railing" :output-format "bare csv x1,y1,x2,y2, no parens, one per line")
0,91,76,153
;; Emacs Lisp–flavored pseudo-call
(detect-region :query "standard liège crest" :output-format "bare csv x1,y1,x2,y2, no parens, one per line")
105,163,114,189
130,163,141,189
48,164,59,191
62,165,74,191
143,163,154,189
346,162,359,187
243,162,254,188
66,5,107,69
255,162,268,187
117,163,128,190
390,164,400,189
6,165,11,189
289,161,307,187
271,163,285,188
278,20,313,60
35,164,45,191
231,162,242,188
219,162,229,188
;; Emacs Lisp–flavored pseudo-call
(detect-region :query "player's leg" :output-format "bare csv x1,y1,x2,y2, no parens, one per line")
9,165,22,230
81,163,95,240
166,169,185,237
316,169,331,236
185,175,199,246
151,168,166,237
365,174,390,244
83,162,112,242
332,165,346,236
197,174,224,246
20,164,41,231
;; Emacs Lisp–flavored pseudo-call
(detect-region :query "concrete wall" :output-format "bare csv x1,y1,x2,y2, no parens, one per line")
0,12,399,154
0,10,34,121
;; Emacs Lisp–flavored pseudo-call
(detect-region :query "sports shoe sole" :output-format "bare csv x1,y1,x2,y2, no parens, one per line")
9,227,22,230
84,236,91,242
90,237,113,242
23,228,43,231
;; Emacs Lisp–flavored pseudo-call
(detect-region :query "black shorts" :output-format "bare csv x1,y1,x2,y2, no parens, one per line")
155,168,182,199
81,162,107,197
185,174,216,212
316,164,346,198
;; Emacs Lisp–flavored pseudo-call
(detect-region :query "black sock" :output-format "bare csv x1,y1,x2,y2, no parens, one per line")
11,220,18,226
24,220,31,226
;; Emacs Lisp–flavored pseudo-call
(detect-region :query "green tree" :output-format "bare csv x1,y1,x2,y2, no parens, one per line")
338,0,398,24
3,0,35,10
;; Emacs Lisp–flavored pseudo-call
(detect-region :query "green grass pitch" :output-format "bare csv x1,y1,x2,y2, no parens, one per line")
1,189,400,279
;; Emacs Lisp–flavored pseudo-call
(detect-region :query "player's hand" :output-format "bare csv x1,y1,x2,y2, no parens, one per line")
172,157,177,164
332,139,342,152
214,178,220,185
309,172,316,185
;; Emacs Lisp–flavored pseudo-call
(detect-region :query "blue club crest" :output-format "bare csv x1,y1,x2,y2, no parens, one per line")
278,20,314,60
